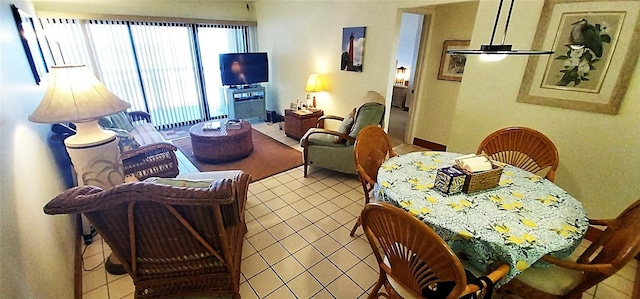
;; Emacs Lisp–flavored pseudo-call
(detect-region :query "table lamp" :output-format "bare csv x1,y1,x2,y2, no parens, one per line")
305,74,324,108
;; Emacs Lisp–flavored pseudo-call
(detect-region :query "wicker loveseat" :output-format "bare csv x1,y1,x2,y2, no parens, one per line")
44,172,251,299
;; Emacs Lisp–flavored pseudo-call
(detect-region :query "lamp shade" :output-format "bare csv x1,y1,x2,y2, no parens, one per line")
29,65,130,123
305,74,324,92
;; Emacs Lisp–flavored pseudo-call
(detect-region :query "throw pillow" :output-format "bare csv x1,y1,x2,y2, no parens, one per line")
109,128,140,152
109,111,135,132
144,177,214,188
333,108,356,144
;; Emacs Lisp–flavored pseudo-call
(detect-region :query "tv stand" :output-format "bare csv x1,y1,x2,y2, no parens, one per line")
226,86,265,120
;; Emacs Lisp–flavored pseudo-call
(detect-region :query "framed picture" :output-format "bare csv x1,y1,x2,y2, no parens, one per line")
517,0,640,114
438,40,470,82
341,27,366,72
10,4,49,85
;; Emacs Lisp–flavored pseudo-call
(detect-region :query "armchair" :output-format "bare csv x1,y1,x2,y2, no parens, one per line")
44,172,251,299
300,91,386,177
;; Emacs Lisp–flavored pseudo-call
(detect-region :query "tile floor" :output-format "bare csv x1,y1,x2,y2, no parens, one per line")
81,121,637,299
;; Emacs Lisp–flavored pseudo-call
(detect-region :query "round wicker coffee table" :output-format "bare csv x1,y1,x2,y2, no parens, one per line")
189,120,253,163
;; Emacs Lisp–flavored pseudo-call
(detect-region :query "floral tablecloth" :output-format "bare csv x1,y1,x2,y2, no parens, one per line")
375,151,588,285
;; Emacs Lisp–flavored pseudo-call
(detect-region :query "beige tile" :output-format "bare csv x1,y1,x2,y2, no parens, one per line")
330,182,353,194
311,235,342,257
241,252,268,279
260,177,284,189
345,235,373,258
329,209,358,225
248,182,267,195
288,271,323,299
108,275,135,299
242,238,257,258
269,185,293,197
263,197,288,210
82,266,107,293
248,268,283,298
328,226,357,245
316,201,341,215
247,203,272,219
293,245,325,268
305,193,328,206
299,224,326,243
363,253,380,271
272,255,306,282
285,214,312,231
294,186,316,198
268,222,295,241
594,283,631,299
83,250,106,272
247,229,277,251
256,212,284,229
329,194,353,208
311,288,335,298
264,285,297,298
347,262,379,290
273,205,299,221
302,207,327,223
343,178,362,189
315,216,342,234
327,274,365,298
308,180,329,192
273,172,297,184
344,202,365,217
320,176,341,187
281,233,310,254
600,273,635,296
239,281,258,298
344,188,365,201
318,187,340,200
290,198,314,213
83,240,104,258
83,285,109,299
279,190,303,204
616,261,637,282
309,259,342,285
260,242,290,265
329,248,360,272
245,219,265,238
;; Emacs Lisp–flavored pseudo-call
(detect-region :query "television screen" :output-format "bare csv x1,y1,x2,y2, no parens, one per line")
219,52,269,86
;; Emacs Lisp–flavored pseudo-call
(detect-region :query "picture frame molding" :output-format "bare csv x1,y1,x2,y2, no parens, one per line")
516,0,640,114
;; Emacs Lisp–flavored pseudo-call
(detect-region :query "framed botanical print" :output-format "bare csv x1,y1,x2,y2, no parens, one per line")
517,0,640,114
438,40,470,82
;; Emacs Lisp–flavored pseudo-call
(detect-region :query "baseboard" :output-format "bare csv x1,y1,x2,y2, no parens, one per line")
412,137,446,151
75,214,82,299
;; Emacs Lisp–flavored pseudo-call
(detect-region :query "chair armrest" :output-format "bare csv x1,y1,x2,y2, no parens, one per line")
589,218,615,227
121,142,179,181
541,255,616,275
220,172,251,227
128,111,151,124
300,128,355,148
317,115,344,127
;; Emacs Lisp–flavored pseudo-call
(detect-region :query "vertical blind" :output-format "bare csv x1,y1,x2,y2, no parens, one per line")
40,17,255,129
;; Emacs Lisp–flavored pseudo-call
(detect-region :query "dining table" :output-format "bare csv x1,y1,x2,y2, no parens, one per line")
374,151,588,285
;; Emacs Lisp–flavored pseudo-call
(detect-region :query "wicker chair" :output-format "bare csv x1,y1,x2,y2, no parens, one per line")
44,172,251,299
350,126,397,237
361,203,510,299
476,127,559,181
499,198,640,299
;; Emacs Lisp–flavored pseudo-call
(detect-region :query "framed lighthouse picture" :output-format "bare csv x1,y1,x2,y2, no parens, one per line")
341,27,366,72
517,0,640,114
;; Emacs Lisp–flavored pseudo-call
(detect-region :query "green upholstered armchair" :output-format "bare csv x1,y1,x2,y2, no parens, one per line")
300,91,386,177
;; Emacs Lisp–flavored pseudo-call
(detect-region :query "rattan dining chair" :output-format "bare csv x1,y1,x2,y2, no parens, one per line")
44,172,251,299
351,126,397,237
476,127,559,181
499,198,640,299
361,203,510,299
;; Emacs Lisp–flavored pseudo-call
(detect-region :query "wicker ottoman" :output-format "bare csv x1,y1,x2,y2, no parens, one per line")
189,120,253,163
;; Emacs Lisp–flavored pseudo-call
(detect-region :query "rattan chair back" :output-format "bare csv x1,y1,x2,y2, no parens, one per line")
44,173,251,299
477,127,559,181
350,126,397,236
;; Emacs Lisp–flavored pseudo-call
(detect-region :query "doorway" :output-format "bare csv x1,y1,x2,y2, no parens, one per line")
388,12,426,147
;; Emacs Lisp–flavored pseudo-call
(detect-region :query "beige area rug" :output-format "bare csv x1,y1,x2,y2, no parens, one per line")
173,129,303,181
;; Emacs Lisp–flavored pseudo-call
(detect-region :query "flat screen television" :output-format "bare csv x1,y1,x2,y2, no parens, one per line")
219,52,269,87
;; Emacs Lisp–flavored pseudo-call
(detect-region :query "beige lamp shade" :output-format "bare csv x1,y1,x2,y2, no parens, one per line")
305,74,324,92
29,65,130,123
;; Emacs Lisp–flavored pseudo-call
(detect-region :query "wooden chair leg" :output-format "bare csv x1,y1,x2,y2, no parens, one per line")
350,217,361,237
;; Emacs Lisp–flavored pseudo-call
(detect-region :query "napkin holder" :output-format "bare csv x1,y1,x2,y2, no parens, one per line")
454,163,503,193
435,166,466,195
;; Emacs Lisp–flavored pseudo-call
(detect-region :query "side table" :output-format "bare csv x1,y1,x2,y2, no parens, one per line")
284,109,324,140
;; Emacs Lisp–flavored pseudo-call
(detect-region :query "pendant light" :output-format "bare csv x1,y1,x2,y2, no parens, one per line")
448,0,554,58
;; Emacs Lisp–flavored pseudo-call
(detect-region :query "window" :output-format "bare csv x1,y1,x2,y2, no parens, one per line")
40,17,255,128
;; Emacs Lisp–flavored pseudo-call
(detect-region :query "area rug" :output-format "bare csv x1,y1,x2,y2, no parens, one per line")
173,129,303,181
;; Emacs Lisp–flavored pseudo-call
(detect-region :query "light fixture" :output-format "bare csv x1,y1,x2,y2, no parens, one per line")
395,66,407,85
448,0,553,57
305,74,324,108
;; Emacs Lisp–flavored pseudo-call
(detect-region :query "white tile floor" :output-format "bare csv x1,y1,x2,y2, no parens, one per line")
81,121,637,299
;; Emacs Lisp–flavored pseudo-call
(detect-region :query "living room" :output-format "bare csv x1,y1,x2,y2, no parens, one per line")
2,0,639,298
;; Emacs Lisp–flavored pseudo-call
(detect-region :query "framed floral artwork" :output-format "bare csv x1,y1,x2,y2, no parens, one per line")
517,0,640,114
438,40,470,82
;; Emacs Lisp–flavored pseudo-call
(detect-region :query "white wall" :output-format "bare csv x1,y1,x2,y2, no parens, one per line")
0,0,75,297
449,0,640,218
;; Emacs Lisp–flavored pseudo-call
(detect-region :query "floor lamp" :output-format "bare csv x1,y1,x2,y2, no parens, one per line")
29,65,130,242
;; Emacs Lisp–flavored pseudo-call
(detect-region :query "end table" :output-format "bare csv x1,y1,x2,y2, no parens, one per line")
284,109,324,140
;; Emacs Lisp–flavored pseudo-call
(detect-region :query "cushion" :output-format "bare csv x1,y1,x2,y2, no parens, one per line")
130,123,166,146
144,177,214,188
333,108,356,144
98,116,113,128
109,111,135,132
108,128,140,152
512,262,583,296
178,170,243,181
347,102,385,146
